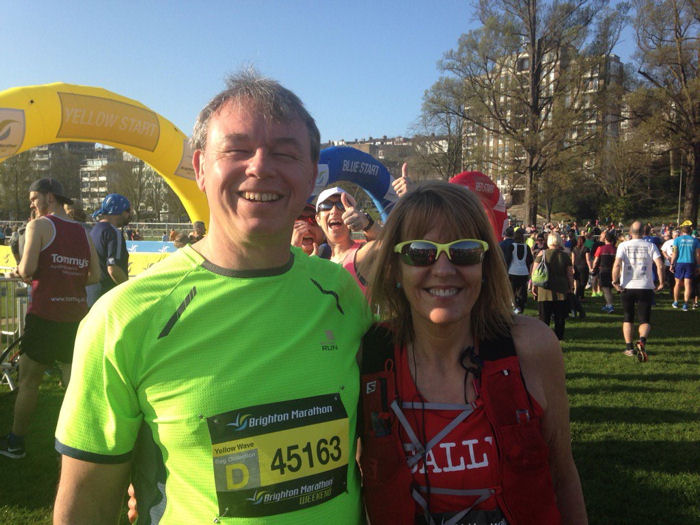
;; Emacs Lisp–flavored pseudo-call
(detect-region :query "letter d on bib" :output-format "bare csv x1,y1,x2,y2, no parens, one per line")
226,463,250,490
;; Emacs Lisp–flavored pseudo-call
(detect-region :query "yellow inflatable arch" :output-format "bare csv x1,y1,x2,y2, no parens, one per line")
0,82,208,223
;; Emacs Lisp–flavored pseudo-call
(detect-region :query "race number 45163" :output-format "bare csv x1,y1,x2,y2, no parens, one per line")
271,436,342,475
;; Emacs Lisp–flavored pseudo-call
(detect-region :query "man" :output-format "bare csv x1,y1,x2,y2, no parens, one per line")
660,229,678,289
291,203,325,256
0,178,99,459
54,71,371,524
499,226,515,263
87,193,131,306
670,224,700,311
188,220,207,243
612,221,664,361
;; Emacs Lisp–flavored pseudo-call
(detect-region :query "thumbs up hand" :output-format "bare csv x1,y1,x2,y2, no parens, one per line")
341,192,369,232
392,162,415,197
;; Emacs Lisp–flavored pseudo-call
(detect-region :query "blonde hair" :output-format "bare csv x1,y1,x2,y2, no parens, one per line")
547,232,562,248
368,180,513,346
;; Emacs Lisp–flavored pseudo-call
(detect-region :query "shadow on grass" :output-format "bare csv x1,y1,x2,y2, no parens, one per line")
567,385,673,394
571,405,699,424
567,372,700,382
575,440,699,524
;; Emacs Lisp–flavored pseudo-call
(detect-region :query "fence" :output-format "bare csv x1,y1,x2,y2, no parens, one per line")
0,271,29,391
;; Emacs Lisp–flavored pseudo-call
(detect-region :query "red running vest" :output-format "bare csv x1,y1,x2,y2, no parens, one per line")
360,325,561,525
29,215,91,323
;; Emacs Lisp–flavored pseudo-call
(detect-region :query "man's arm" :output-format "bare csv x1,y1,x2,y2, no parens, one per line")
54,457,131,525
107,264,129,285
654,255,665,291
86,235,102,285
17,218,48,280
612,257,623,291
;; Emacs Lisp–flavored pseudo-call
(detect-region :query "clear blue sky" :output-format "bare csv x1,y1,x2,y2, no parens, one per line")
1,0,635,143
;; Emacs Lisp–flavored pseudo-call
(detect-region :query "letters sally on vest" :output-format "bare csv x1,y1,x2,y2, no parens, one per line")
359,325,561,525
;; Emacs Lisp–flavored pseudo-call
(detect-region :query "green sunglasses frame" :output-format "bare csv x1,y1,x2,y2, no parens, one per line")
393,238,490,266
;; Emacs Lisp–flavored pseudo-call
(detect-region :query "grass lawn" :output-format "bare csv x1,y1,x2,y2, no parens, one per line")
0,291,698,524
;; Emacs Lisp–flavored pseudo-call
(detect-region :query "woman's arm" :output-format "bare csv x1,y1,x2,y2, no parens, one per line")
512,316,588,524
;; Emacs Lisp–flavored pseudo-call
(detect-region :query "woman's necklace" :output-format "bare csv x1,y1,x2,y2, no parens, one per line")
459,345,483,404
410,342,482,404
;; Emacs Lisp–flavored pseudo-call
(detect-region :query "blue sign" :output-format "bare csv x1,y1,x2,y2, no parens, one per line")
126,241,176,253
315,146,397,221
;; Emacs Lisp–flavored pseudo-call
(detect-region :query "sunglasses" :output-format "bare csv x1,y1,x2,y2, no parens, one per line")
317,200,345,212
297,214,317,226
393,239,489,267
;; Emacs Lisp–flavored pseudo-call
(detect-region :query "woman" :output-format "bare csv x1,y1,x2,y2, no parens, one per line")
532,233,574,340
362,181,586,524
571,235,590,318
507,228,533,314
592,231,617,313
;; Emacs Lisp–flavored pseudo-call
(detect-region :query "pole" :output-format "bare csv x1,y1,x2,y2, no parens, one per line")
677,166,683,225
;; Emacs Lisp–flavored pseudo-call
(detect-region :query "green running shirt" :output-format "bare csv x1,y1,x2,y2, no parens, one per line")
56,245,372,524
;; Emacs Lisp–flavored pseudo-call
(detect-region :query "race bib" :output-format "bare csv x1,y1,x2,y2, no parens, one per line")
207,394,349,517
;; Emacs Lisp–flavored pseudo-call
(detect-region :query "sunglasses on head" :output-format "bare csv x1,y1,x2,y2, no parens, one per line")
393,239,489,267
297,214,317,225
317,200,345,212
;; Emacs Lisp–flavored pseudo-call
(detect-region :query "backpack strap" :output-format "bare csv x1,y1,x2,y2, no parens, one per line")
361,323,395,374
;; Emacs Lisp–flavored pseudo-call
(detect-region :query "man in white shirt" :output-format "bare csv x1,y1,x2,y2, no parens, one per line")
612,221,664,361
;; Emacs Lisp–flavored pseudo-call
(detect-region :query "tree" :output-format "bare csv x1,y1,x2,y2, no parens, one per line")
633,0,700,224
0,151,34,220
412,77,465,179
422,0,627,224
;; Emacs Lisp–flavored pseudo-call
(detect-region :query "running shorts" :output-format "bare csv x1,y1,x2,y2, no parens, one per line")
599,270,613,288
20,313,80,365
674,263,696,280
620,289,654,324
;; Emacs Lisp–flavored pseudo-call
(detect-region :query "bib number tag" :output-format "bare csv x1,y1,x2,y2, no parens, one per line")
207,394,349,517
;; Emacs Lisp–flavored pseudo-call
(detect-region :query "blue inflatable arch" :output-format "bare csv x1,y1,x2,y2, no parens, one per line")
313,146,397,221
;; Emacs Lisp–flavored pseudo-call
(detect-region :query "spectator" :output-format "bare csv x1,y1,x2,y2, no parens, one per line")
506,228,533,314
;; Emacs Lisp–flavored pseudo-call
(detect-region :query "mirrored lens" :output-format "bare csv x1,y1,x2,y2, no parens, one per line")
401,241,438,266
448,241,485,265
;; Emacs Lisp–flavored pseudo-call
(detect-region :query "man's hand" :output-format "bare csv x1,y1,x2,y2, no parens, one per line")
291,221,312,247
392,163,415,197
341,193,369,232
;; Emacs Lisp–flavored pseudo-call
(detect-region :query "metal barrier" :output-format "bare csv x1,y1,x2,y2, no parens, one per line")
0,270,28,391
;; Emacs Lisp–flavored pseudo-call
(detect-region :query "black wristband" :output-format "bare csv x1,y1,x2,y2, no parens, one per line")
362,212,374,231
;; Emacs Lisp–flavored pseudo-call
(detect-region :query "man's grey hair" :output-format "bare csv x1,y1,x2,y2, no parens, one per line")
191,69,321,163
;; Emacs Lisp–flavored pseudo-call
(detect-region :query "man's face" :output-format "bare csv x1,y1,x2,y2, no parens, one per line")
116,209,131,227
29,191,50,217
194,101,316,245
316,195,350,244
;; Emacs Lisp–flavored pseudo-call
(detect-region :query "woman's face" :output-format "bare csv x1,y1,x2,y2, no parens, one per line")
398,227,484,331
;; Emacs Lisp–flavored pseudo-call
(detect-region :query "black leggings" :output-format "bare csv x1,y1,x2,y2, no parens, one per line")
574,266,589,299
538,300,568,340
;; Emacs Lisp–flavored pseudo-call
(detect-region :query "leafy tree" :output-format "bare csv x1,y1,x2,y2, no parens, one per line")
422,0,627,224
633,0,700,224
0,151,34,220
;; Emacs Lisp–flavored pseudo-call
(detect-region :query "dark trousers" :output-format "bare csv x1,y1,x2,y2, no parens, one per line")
509,274,529,310
538,300,568,340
